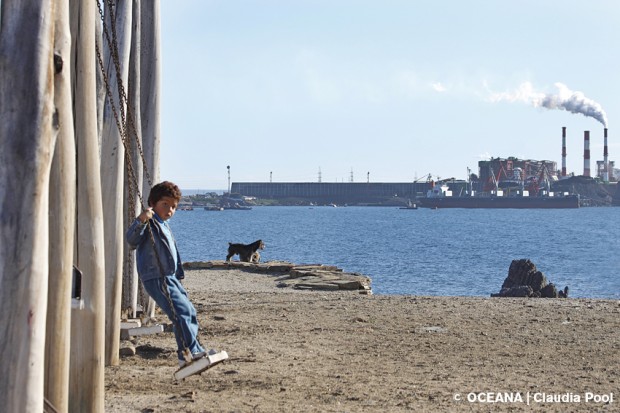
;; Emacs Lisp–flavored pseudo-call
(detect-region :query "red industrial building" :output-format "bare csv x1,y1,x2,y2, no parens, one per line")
477,157,558,194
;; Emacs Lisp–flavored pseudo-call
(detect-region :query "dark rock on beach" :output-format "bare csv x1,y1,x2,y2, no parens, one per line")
492,259,569,298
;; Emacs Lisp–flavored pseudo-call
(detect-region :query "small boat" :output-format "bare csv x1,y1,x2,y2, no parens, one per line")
178,206,194,211
399,200,418,210
223,206,252,210
204,205,224,211
222,203,252,210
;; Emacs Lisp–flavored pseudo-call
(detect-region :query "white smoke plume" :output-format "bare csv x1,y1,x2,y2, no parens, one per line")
488,82,608,127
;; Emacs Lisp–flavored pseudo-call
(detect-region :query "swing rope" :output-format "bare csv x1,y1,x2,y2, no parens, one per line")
95,0,195,362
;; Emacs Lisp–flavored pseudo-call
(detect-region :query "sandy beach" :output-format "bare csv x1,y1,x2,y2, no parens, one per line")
105,266,619,412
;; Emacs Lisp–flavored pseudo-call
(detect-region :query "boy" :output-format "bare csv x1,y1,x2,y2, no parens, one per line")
126,181,208,367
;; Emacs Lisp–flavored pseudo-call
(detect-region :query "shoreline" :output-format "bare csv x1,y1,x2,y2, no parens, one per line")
106,267,620,412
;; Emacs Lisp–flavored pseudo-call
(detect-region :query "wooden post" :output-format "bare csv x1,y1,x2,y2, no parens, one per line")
0,1,55,411
138,0,161,318
101,0,132,368
140,0,161,195
45,0,76,411
68,0,105,411
123,0,144,319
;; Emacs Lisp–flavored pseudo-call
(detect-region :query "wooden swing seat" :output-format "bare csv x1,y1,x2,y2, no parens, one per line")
174,350,229,380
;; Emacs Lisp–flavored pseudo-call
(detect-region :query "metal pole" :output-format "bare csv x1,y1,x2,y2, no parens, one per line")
227,165,231,194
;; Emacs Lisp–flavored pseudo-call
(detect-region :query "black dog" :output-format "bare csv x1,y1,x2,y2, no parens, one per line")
226,239,265,263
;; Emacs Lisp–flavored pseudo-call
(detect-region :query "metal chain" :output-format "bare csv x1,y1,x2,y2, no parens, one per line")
96,0,192,358
96,0,153,189
95,3,146,316
109,0,153,189
94,32,142,207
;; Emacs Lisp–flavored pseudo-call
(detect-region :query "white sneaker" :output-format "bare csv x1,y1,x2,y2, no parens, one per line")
192,351,207,360
178,349,219,368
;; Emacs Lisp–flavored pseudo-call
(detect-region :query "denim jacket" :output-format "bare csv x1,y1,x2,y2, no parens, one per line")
125,217,185,282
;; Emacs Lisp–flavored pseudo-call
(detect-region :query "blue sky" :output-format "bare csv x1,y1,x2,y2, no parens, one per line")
159,0,619,190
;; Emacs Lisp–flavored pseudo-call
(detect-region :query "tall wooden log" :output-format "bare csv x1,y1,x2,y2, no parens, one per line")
123,0,144,318
0,1,55,411
45,0,76,411
68,1,105,411
138,0,161,318
140,0,161,196
101,0,132,368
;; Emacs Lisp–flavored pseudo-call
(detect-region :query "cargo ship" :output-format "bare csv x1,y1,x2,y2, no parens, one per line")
418,183,580,209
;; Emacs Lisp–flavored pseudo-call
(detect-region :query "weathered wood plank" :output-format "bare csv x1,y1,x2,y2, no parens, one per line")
174,351,229,381
120,324,164,340
120,319,141,329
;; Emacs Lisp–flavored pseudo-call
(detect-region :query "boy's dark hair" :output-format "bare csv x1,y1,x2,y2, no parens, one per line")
148,181,182,207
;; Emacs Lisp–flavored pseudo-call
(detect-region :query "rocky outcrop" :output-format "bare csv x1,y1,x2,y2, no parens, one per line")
491,259,568,298
184,260,372,293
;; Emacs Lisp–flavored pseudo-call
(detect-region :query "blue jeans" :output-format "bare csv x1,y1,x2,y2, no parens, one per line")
143,276,205,361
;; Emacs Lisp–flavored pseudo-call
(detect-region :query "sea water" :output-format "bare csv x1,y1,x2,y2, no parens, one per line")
171,206,620,298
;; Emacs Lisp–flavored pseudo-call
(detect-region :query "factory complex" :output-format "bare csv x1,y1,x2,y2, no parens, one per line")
229,127,618,208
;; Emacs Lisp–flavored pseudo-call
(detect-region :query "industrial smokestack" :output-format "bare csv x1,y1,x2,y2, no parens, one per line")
604,128,609,182
584,131,591,177
562,127,567,176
